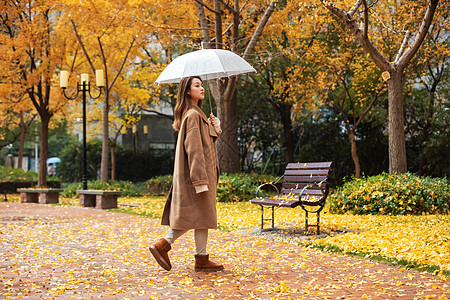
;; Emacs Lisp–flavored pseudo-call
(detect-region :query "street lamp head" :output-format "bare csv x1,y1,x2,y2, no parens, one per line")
96,69,105,87
60,71,69,88
81,74,89,83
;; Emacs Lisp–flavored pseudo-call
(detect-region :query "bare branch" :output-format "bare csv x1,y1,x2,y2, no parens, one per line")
133,14,203,31
195,0,216,13
108,37,136,90
355,82,387,128
142,47,158,64
320,0,390,70
220,0,234,13
239,0,250,13
243,0,276,60
69,48,78,72
395,30,411,63
98,14,118,40
362,0,368,39
348,0,363,16
70,19,96,72
97,36,108,85
196,0,211,48
140,108,174,120
397,0,439,69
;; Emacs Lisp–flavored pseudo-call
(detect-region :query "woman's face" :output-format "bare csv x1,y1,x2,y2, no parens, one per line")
188,78,204,103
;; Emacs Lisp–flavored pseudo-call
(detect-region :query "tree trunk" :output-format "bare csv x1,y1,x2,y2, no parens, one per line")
110,141,116,181
417,135,428,176
214,0,222,49
279,102,294,164
216,89,240,173
100,92,110,181
17,112,26,170
387,70,407,173
349,130,361,178
195,0,210,48
38,113,50,187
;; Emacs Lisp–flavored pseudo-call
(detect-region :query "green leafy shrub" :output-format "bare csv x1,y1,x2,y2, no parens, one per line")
62,180,143,198
329,173,450,215
217,173,277,202
0,166,37,182
145,173,277,202
146,174,173,195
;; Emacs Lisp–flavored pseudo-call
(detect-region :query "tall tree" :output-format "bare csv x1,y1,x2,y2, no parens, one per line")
0,0,68,185
317,0,441,173
61,0,151,181
194,0,277,173
123,0,277,173
404,12,449,175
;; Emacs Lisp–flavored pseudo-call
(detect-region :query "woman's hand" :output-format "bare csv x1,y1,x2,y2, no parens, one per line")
208,114,222,134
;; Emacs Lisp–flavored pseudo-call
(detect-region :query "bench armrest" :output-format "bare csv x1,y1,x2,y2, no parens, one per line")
297,178,328,201
255,182,280,198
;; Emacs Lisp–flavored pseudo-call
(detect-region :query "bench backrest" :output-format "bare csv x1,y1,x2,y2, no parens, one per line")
281,162,334,197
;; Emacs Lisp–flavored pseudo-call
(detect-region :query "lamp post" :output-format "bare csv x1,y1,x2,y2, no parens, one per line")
60,70,104,190
132,124,137,182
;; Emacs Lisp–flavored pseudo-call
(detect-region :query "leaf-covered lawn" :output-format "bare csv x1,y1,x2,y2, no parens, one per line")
1,196,450,299
102,195,450,274
5,193,450,274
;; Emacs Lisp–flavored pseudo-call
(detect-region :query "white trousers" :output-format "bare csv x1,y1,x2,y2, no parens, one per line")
164,229,208,255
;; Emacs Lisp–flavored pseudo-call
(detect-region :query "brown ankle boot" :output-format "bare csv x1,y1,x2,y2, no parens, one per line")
149,238,172,271
194,254,224,272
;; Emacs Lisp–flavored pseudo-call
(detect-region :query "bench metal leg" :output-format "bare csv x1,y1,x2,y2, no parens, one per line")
305,211,308,232
271,206,274,228
317,213,320,235
260,205,275,230
305,210,321,235
260,205,264,229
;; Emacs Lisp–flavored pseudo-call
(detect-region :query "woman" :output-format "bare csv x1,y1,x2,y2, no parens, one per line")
149,76,224,272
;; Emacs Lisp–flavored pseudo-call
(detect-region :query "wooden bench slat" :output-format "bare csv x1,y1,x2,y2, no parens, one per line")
285,162,333,169
284,169,332,176
283,175,328,182
251,196,325,208
282,182,329,190
280,188,325,195
250,198,300,208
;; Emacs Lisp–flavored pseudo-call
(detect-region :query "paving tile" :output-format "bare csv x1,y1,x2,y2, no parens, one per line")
0,202,449,299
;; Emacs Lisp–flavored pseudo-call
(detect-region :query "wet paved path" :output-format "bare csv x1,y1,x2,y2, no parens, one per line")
1,203,449,299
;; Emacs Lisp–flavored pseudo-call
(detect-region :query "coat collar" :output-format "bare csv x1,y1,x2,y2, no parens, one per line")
187,105,218,139
191,105,209,123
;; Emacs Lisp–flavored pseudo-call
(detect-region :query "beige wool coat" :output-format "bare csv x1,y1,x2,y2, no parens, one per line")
161,105,220,230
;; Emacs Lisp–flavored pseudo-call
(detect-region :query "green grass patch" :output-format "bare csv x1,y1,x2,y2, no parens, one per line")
306,242,449,276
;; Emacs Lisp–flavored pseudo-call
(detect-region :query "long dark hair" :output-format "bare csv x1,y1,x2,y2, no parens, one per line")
172,76,203,131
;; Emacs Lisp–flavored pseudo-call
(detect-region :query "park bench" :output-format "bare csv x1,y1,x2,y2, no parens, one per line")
17,188,64,204
76,190,121,209
250,161,334,234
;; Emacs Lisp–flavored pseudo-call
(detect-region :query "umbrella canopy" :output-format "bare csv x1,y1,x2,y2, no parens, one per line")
155,48,256,84
46,157,61,164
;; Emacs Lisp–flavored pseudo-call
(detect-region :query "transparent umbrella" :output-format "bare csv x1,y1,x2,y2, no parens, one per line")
155,47,256,113
46,157,61,164
155,48,256,84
